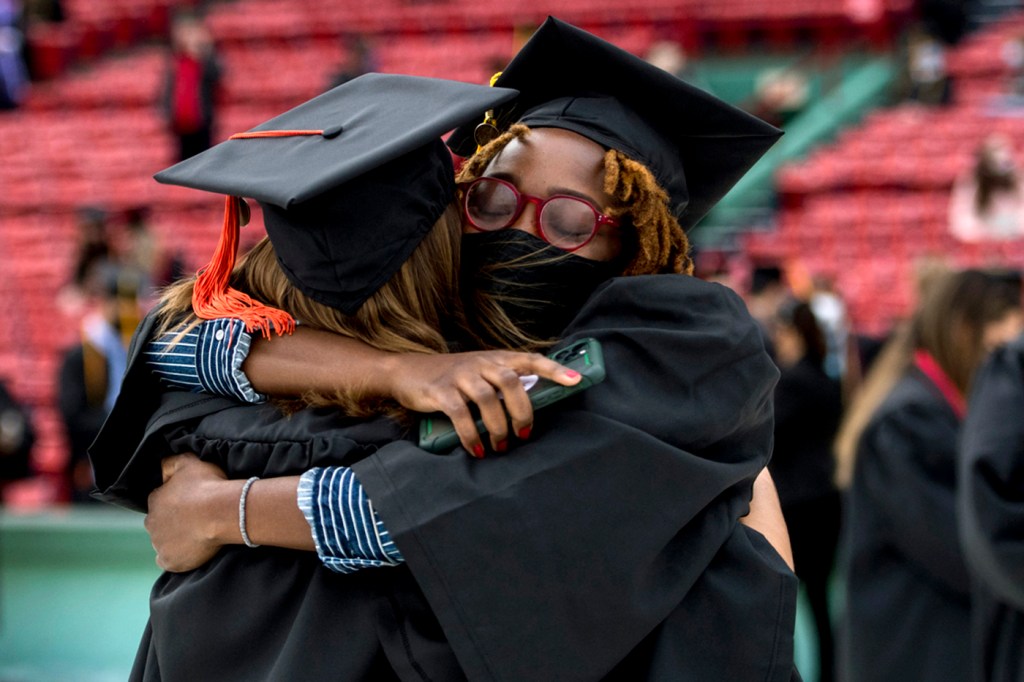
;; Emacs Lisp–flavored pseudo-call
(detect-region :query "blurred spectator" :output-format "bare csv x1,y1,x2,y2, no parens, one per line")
120,206,167,303
161,11,222,161
58,206,115,316
0,378,34,498
327,34,376,90
57,266,138,503
809,274,850,381
949,134,1024,242
1001,33,1024,98
0,0,28,109
645,39,713,93
834,268,1024,682
749,67,810,128
898,25,953,106
769,299,843,682
958,289,1024,682
745,264,790,356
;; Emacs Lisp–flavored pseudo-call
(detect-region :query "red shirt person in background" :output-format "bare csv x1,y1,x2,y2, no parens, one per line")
161,11,222,162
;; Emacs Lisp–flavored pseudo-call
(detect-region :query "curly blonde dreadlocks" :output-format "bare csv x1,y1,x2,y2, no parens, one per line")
457,124,694,276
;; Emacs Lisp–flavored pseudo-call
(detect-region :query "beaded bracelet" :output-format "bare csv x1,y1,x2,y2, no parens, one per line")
239,476,261,548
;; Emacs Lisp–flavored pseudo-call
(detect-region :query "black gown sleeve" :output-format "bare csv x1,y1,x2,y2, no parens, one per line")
959,337,1024,610
856,381,970,597
353,274,781,681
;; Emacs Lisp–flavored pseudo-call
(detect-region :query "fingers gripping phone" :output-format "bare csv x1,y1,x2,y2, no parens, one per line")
418,337,607,454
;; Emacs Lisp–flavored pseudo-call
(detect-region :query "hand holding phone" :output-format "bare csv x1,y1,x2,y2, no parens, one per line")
418,338,606,454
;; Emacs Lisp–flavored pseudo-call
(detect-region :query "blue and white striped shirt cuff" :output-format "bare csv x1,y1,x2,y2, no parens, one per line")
297,467,404,574
145,318,267,404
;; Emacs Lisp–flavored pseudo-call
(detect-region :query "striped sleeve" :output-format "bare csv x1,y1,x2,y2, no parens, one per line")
297,467,404,574
145,318,267,403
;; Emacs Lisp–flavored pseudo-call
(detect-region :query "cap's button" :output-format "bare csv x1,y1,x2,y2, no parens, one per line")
322,125,344,139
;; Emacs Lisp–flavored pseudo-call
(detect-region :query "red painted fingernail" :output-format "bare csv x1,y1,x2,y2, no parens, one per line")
565,370,580,378
473,444,485,458
518,427,532,439
496,440,508,453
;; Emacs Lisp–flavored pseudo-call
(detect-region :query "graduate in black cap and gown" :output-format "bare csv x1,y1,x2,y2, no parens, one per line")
959,328,1024,682
834,269,1022,682
92,18,799,682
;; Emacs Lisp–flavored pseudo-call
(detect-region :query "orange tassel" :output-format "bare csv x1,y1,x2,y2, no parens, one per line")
192,196,296,339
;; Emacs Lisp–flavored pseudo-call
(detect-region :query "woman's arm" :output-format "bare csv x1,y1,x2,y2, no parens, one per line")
148,457,794,575
740,468,794,571
146,321,581,454
146,454,403,573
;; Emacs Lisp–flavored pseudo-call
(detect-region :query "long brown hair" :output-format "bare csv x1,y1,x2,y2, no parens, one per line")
833,268,1021,487
156,204,464,418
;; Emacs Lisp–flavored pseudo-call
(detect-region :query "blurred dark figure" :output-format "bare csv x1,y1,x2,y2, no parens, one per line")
745,264,790,356
120,205,169,303
919,0,969,46
834,268,1024,682
0,0,28,109
949,133,1024,242
57,266,138,503
161,11,221,161
958,300,1024,682
71,206,112,287
769,299,843,682
0,378,34,498
327,34,376,90
898,24,953,106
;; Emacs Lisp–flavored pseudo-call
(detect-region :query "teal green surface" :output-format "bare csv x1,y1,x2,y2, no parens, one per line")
0,507,160,681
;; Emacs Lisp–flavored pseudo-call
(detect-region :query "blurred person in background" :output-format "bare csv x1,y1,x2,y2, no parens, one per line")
0,377,34,499
645,39,713,93
120,206,169,304
58,265,139,502
161,10,222,161
958,290,1024,682
327,34,376,89
809,273,850,382
749,67,810,129
898,23,953,107
0,0,28,110
833,268,1024,682
949,133,1024,243
58,206,115,316
770,298,843,682
745,264,791,356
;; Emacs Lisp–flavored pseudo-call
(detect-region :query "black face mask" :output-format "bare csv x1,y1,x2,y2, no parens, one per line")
461,230,620,343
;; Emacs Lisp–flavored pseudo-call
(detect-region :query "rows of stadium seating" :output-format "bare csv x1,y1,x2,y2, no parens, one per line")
743,11,1024,338
0,0,1013,501
26,0,915,81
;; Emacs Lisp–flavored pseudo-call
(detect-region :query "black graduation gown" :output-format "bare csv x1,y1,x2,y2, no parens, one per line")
960,334,1024,682
840,367,971,682
91,275,799,681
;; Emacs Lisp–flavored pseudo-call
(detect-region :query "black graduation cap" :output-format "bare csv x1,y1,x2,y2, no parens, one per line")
447,17,783,232
154,73,518,334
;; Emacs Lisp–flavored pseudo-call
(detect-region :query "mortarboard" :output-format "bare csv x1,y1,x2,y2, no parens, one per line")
154,73,518,335
447,17,783,232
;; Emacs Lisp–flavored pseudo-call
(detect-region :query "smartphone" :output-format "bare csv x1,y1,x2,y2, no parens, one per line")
418,337,606,454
